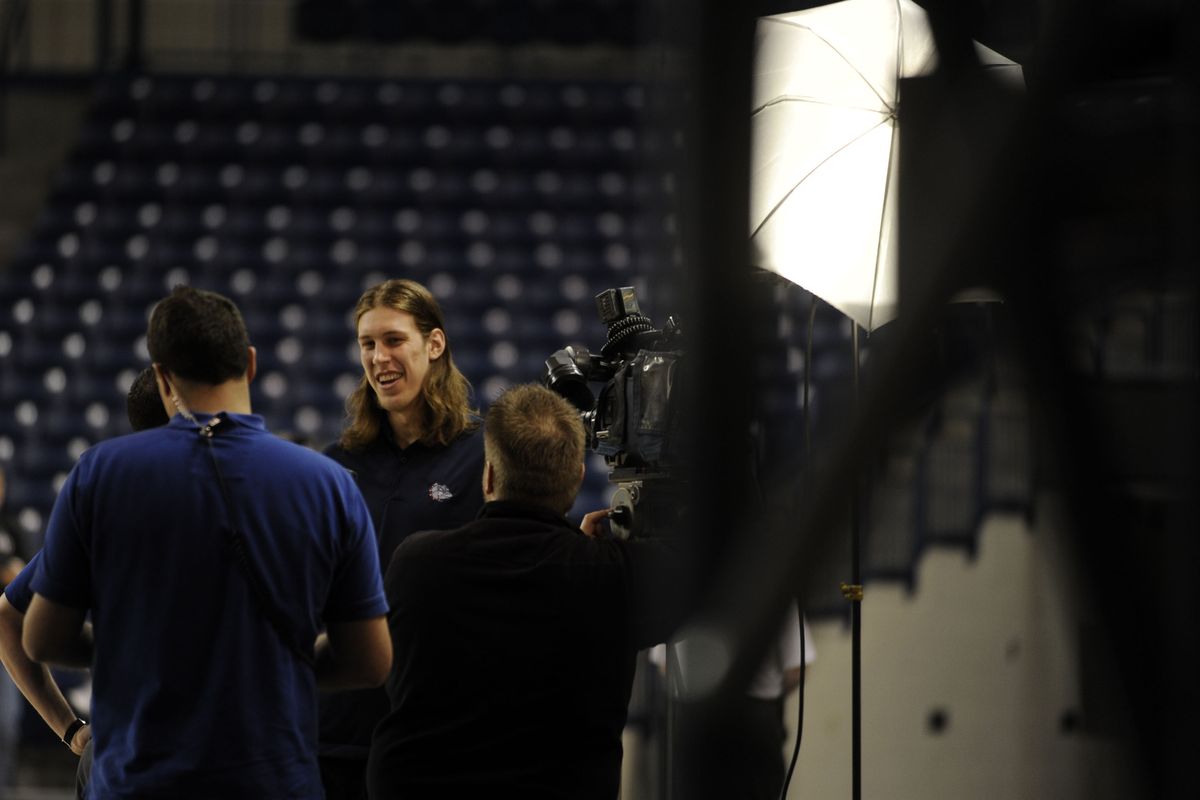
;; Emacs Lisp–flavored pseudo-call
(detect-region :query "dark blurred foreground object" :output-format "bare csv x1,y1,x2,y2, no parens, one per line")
293,0,641,47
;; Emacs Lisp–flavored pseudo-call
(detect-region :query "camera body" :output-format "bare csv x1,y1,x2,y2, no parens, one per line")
544,287,686,538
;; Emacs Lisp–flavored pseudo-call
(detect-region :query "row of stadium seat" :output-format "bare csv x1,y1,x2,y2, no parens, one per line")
92,76,652,124
75,119,662,167
36,201,670,243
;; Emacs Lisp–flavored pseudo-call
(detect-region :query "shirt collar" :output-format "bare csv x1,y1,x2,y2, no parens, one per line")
478,500,576,531
377,412,428,454
167,411,267,433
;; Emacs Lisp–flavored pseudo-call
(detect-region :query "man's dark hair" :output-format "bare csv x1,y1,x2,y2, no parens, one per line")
147,286,250,385
126,366,170,431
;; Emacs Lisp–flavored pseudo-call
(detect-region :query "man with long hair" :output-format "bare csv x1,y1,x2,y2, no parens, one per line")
319,278,485,799
23,286,391,798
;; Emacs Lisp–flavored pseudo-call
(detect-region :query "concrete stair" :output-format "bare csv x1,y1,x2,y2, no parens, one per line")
0,86,90,272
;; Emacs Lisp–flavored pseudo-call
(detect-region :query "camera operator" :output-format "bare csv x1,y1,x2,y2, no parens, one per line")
365,384,680,799
22,286,392,798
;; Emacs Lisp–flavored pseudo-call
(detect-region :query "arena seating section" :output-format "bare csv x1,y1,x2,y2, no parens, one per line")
0,71,1036,614
0,73,679,517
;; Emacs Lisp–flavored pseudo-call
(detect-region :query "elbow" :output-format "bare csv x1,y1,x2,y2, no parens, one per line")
0,597,24,663
0,595,21,639
330,648,390,691
362,647,392,688
326,618,396,690
322,618,393,689
16,601,50,664
355,617,393,687
21,626,53,665
20,596,88,668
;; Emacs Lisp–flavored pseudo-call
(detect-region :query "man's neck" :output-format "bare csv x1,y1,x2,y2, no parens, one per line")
387,410,424,450
175,382,252,418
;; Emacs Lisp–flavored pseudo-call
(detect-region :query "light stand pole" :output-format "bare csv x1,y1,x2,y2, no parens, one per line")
842,323,865,800
803,300,865,800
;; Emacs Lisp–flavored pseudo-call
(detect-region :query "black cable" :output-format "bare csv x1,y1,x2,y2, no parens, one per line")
664,641,685,800
804,295,817,458
602,313,659,358
779,602,805,800
746,415,806,800
779,295,818,800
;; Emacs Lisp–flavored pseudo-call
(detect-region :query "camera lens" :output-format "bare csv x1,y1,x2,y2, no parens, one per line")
543,349,595,412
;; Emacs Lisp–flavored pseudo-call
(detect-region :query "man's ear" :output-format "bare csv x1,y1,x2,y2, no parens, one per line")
427,328,446,361
245,346,257,384
152,364,176,412
482,460,496,498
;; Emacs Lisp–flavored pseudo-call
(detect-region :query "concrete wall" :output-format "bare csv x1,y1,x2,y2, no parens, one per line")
17,0,649,78
784,501,1141,799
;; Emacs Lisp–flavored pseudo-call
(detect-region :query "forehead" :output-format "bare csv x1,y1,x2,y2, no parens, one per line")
357,306,421,338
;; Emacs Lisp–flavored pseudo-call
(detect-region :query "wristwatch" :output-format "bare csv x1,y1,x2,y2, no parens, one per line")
62,718,88,748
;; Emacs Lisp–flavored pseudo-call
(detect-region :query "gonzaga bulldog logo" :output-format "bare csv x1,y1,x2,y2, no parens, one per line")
428,482,454,502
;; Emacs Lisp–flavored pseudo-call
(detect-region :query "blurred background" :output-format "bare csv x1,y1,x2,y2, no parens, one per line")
0,1,1195,798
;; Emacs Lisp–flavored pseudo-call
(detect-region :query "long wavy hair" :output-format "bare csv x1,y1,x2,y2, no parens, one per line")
339,279,478,451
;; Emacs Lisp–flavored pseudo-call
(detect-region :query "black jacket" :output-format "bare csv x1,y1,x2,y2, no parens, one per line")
366,500,679,799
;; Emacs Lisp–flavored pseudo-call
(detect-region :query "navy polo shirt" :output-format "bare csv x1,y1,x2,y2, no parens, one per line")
324,422,486,568
33,412,387,798
319,420,485,758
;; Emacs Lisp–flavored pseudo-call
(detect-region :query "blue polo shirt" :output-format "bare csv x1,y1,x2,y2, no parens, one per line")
319,420,485,759
32,412,387,799
2,550,38,613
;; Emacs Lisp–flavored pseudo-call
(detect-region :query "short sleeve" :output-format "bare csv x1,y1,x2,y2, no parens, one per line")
322,475,387,622
3,551,41,614
30,463,93,610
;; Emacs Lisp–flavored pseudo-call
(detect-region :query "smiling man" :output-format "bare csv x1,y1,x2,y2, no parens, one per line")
319,278,485,800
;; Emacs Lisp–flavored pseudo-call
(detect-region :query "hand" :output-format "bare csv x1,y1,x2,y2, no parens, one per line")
69,722,91,757
579,509,612,539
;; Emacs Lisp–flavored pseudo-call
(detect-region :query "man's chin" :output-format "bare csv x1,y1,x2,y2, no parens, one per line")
377,393,413,414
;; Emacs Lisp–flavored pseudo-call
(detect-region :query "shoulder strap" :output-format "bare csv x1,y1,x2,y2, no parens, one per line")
198,415,316,669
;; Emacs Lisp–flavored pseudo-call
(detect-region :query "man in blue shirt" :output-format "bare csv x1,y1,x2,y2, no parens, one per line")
0,367,169,788
23,286,392,798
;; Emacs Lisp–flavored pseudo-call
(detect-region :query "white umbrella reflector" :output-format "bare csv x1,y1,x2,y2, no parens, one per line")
750,0,1023,331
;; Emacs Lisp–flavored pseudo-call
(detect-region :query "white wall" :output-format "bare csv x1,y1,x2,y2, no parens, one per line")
784,501,1142,799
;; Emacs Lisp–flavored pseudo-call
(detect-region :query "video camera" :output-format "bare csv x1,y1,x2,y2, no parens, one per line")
543,287,686,539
